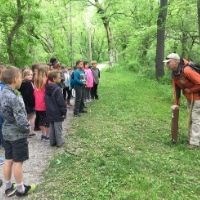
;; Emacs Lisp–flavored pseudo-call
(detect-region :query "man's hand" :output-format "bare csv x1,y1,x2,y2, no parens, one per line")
171,105,179,110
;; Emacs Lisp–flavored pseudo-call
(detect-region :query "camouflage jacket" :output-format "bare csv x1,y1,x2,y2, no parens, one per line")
0,85,30,141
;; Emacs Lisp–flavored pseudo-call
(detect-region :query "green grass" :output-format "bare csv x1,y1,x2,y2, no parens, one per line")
32,68,200,200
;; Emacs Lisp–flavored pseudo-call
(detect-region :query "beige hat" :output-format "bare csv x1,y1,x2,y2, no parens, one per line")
163,53,180,63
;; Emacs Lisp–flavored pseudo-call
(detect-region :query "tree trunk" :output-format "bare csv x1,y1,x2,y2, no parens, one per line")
103,19,115,66
155,0,168,80
197,0,200,41
181,32,188,58
92,0,116,66
7,0,23,65
88,28,93,61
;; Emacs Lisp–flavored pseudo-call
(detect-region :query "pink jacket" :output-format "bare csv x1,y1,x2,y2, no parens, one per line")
84,68,94,88
34,88,46,111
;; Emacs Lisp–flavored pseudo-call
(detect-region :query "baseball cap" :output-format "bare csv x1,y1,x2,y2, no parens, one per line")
163,53,180,63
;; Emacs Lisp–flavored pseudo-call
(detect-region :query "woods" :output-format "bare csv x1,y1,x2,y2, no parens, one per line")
0,0,200,78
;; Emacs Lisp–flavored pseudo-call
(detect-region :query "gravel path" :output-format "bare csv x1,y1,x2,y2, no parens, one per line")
0,105,74,200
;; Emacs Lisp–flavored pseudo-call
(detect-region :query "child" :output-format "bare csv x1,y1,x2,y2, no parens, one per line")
91,60,100,100
19,68,36,137
63,67,72,106
73,60,87,116
0,66,35,197
0,65,6,165
33,64,49,140
84,61,94,102
45,70,67,147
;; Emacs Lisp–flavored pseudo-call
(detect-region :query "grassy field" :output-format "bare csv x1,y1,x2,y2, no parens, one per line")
33,68,200,200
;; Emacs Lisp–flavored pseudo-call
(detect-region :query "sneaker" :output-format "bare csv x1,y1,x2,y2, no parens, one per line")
80,110,87,113
16,184,36,197
74,113,81,117
188,144,200,149
5,183,16,197
29,132,36,137
41,135,49,141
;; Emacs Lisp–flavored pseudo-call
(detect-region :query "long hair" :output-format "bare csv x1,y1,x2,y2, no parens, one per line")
32,64,49,89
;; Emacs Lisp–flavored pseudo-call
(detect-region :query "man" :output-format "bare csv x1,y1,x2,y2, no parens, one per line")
163,53,200,147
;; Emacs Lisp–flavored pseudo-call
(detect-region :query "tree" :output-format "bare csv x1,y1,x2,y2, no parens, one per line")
7,0,24,65
155,0,168,80
89,0,116,66
197,0,200,40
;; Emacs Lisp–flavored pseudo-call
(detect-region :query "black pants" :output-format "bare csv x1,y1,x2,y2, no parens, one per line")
91,83,99,99
74,85,84,115
63,87,72,101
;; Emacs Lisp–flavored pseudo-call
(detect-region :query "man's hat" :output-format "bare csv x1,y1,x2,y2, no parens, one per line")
163,53,180,63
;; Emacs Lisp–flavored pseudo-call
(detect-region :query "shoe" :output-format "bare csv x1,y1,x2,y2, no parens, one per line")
5,183,16,197
34,127,41,131
74,114,81,117
41,135,49,141
29,132,36,137
80,110,87,113
16,184,36,197
188,144,199,149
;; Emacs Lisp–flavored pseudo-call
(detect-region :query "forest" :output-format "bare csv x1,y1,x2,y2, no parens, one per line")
1,1,200,199
0,0,200,79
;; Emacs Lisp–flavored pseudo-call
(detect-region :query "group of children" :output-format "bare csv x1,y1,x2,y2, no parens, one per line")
0,59,100,197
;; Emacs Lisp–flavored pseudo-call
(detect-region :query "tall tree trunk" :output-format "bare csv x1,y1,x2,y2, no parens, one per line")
197,0,200,40
155,0,168,80
7,0,23,65
181,32,188,58
92,0,116,66
102,18,115,66
88,29,93,61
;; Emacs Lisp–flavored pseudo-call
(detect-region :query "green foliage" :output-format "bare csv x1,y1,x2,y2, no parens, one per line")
0,0,200,79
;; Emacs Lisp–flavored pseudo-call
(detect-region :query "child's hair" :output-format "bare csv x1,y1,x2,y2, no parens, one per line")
76,60,83,66
47,70,60,82
22,68,33,79
49,58,58,66
32,64,49,89
91,60,97,65
1,66,21,84
83,61,89,67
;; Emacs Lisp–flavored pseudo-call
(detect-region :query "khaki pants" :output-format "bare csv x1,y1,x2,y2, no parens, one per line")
189,100,200,146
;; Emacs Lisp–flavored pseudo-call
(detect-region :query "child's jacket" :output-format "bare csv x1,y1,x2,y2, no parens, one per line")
0,85,30,141
45,83,67,122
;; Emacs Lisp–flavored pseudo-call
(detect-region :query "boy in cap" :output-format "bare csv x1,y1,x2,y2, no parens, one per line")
164,53,200,148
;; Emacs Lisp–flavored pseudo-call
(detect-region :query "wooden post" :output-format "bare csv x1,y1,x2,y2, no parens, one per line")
171,105,179,143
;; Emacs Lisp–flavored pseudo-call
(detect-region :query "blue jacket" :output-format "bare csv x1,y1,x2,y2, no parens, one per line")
71,69,86,87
